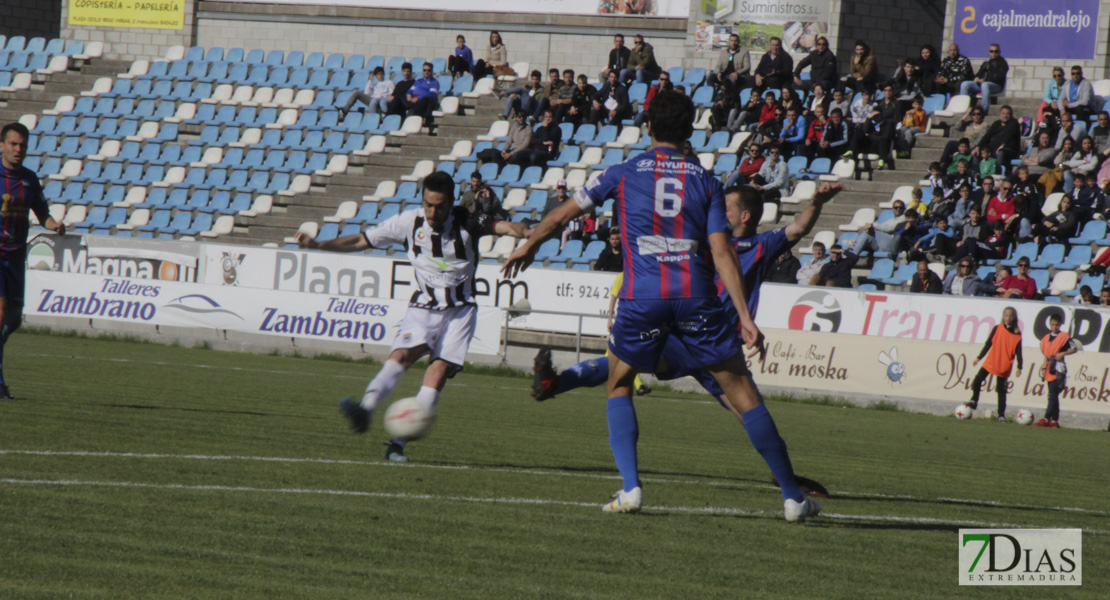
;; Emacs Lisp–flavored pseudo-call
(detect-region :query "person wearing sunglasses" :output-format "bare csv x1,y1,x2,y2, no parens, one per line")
402,62,441,128
960,43,1008,111
943,259,981,296
1060,65,1095,122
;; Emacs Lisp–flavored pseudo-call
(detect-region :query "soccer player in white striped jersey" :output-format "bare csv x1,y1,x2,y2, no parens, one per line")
295,172,529,461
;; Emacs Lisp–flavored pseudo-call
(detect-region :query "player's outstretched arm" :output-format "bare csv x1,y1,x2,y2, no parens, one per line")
709,231,763,352
784,182,842,243
502,200,584,278
295,232,370,253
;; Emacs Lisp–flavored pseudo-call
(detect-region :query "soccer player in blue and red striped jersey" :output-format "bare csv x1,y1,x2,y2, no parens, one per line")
0,122,65,399
504,93,821,521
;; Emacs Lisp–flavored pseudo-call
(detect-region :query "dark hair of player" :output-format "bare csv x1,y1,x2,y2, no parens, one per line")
422,171,456,201
724,185,764,226
647,91,695,147
1,122,29,143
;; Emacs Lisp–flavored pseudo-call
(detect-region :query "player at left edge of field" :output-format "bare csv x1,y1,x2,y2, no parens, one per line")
0,122,66,399
294,171,530,462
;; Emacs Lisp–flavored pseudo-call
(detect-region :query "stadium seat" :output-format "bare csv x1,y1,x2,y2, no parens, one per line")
1000,242,1038,267
1057,246,1092,270
1069,221,1107,245
1030,244,1065,269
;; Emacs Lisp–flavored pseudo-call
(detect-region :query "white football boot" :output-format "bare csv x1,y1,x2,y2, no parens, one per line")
784,497,821,523
602,487,642,513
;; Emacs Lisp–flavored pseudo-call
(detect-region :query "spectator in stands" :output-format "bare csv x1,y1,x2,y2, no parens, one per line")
556,73,594,127
954,106,989,149
627,34,661,84
1073,172,1104,222
601,34,631,84
385,62,415,116
749,144,789,204
973,265,1009,296
1011,166,1040,206
769,250,801,284
848,87,877,137
894,209,929,256
728,86,767,133
593,226,623,272
459,172,496,215
473,31,508,79
777,106,807,157
801,104,829,159
943,258,981,295
810,244,857,287
828,89,850,119
954,219,1010,266
959,206,986,243
840,40,877,92
1039,137,1075,195
853,199,907,257
944,139,973,174
779,86,802,115
339,66,393,118
1054,111,1087,150
548,69,577,121
501,70,544,120
913,211,956,254
683,140,697,159
977,146,997,179
725,144,765,187
754,37,793,91
909,260,943,294
986,179,1015,223
981,105,1022,166
634,70,671,127
1020,130,1058,179
1061,66,1096,122
818,108,850,160
406,62,441,126
1102,289,1110,305
892,62,923,113
1038,67,1066,126
711,33,750,89
710,78,741,132
905,188,928,217
971,175,996,211
866,83,900,167
898,95,927,156
534,68,565,119
448,34,474,78
478,111,530,168
930,184,955,220
910,44,940,95
541,179,570,219
1089,111,1110,158
793,36,837,93
1034,195,1078,245
757,104,786,147
801,83,830,121
519,109,561,167
950,183,976,224
590,70,632,126
935,43,973,96
795,241,828,284
960,43,1009,111
998,258,1037,299
1073,285,1097,305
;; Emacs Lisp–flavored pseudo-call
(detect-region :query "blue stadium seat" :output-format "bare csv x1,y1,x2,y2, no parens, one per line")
880,263,915,286
714,153,738,176
1068,220,1107,245
585,125,619,147
1030,244,1065,269
1000,242,1038,267
691,85,713,107
696,130,730,153
547,146,580,168
510,166,543,188
347,202,379,225
533,239,560,261
574,241,606,264
1057,246,1092,270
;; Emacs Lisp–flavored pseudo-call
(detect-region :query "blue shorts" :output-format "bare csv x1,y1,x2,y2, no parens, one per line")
0,259,26,307
609,296,739,373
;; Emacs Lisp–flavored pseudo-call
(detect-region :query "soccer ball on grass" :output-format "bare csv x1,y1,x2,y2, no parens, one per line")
953,404,973,420
383,397,436,441
1015,409,1035,425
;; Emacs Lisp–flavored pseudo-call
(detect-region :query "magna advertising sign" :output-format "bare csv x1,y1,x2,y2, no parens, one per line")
25,270,503,356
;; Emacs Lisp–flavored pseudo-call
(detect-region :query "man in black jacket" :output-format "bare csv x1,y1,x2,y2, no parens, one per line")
909,260,943,294
600,34,631,84
385,62,415,116
518,109,562,167
593,227,623,272
793,36,837,93
960,43,1008,111
755,37,794,91
590,71,631,126
979,105,1021,166
935,43,974,95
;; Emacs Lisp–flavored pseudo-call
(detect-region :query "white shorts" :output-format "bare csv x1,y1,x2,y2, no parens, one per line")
390,304,477,374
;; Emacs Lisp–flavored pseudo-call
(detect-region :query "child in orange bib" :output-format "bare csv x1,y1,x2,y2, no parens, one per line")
966,307,1023,421
1037,312,1078,427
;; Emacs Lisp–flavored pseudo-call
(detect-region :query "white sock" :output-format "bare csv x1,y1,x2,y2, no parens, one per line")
361,359,406,411
415,385,440,411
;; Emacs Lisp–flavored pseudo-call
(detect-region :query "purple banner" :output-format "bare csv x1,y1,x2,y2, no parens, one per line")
952,0,1099,60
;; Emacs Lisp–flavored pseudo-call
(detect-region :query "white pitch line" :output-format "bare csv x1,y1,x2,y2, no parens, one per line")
0,477,1048,530
3,449,1107,519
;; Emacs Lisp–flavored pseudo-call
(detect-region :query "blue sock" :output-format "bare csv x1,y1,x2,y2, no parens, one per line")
742,403,804,502
555,356,608,394
606,395,640,492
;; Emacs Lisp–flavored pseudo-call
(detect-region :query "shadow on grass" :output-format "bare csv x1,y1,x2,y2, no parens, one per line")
102,403,269,417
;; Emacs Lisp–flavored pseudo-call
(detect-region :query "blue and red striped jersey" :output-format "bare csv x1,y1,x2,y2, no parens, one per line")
0,164,48,260
718,227,793,319
575,147,728,300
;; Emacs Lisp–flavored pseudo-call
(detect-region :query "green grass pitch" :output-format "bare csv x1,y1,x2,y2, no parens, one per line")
1,331,1106,598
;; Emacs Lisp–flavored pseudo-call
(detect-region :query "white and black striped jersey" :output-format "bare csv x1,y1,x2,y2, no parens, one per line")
363,207,497,310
